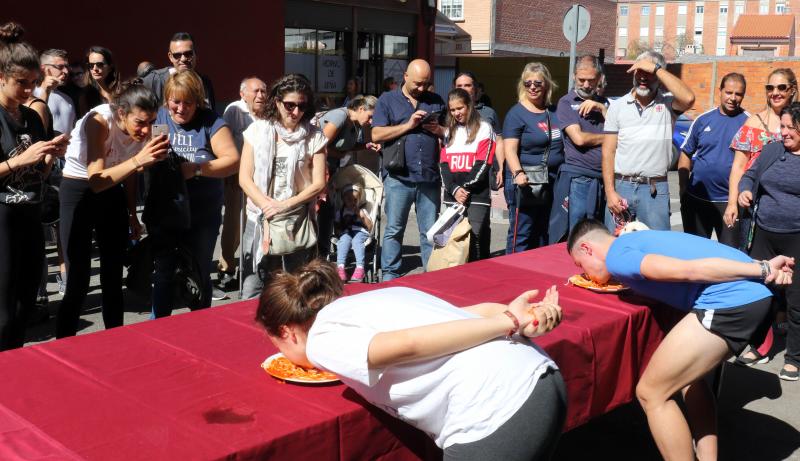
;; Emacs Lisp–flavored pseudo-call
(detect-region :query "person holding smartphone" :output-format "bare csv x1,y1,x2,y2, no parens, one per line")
0,23,68,350
56,82,169,338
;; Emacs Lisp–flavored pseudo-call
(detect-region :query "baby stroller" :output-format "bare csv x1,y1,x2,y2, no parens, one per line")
328,164,383,283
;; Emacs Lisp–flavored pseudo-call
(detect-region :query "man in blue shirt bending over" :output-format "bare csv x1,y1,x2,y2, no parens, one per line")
568,219,794,461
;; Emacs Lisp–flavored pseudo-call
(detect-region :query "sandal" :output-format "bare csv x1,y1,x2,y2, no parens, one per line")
735,349,769,367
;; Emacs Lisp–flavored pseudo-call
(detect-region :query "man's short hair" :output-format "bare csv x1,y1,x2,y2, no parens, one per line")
567,218,610,253
40,48,67,64
239,76,262,92
170,32,193,43
452,71,477,86
635,50,666,69
575,55,603,76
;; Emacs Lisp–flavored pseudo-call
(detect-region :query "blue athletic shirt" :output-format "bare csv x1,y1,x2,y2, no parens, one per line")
606,231,771,311
680,108,748,202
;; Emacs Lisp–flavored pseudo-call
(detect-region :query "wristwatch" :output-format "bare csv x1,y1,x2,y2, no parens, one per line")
652,62,663,74
194,164,202,178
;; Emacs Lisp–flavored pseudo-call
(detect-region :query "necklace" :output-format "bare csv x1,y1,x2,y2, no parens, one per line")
0,100,21,122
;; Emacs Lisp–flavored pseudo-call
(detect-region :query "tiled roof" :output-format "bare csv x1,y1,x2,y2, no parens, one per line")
730,14,794,40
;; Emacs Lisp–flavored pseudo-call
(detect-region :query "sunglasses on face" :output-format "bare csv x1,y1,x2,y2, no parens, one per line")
171,50,195,61
523,80,544,89
766,84,791,92
87,62,106,69
44,63,68,71
280,100,308,112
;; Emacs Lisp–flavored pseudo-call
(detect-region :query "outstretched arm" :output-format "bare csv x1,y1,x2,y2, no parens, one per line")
368,287,562,368
640,254,794,284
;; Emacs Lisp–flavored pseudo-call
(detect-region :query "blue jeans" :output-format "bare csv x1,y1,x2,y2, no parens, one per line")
568,175,604,229
604,179,671,231
381,175,439,281
337,230,369,267
504,169,550,254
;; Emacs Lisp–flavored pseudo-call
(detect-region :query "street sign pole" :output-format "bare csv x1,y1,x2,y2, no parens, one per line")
568,6,579,90
563,5,591,91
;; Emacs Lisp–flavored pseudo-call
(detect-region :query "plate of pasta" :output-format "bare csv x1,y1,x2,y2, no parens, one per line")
568,274,628,293
261,353,340,384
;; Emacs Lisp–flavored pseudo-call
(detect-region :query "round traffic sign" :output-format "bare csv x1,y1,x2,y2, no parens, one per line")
563,5,591,43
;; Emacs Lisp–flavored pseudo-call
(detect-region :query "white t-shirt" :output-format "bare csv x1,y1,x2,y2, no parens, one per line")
63,104,146,179
242,122,327,205
306,287,557,449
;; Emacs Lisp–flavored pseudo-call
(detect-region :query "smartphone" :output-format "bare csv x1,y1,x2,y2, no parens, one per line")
422,111,441,124
151,124,169,139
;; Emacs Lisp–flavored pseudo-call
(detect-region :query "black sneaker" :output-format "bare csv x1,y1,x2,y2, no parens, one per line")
212,287,228,301
217,271,237,290
779,367,799,381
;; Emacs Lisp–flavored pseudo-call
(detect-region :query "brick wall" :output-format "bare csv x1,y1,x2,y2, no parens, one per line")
495,0,617,57
604,59,800,118
460,0,493,49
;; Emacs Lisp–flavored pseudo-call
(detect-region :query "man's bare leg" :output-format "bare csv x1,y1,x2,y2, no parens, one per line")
682,379,718,460
636,313,731,461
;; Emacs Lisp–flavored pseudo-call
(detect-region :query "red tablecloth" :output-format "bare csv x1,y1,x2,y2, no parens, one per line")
0,244,677,460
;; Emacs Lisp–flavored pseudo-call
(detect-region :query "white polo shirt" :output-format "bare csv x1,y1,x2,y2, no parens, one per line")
605,90,676,177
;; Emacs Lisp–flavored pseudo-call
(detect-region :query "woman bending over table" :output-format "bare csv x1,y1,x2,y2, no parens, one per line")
256,259,567,461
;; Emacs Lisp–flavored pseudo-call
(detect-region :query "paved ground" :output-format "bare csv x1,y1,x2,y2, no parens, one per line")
24,171,800,459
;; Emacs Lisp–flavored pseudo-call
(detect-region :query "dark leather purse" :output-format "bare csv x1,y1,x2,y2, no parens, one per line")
516,112,553,208
381,135,406,173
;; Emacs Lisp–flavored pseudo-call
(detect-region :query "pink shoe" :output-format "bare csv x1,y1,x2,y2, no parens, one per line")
350,267,365,282
337,266,347,281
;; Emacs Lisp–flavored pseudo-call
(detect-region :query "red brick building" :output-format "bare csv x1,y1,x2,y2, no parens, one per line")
616,0,799,60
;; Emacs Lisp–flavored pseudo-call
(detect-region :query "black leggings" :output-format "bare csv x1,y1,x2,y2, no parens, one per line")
56,178,128,338
750,225,800,367
443,368,567,461
0,204,44,350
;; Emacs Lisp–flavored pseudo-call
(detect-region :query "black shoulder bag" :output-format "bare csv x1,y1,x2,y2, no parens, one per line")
516,111,552,208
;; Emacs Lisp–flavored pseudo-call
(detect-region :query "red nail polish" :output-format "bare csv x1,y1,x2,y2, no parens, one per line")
533,320,539,327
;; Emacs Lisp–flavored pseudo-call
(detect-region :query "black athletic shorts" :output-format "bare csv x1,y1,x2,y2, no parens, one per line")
691,296,773,355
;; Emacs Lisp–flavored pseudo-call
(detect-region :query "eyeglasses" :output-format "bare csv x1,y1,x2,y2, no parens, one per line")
766,84,791,92
44,63,68,71
523,80,545,89
171,50,195,61
87,62,107,69
280,100,308,112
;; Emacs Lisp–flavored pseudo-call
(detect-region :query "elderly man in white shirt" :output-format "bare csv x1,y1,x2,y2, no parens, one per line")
602,50,695,232
217,77,267,289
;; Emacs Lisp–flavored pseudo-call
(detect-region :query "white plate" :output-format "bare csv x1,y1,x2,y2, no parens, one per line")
261,352,340,384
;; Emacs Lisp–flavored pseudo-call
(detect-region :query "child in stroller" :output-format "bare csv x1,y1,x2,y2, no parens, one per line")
335,184,373,282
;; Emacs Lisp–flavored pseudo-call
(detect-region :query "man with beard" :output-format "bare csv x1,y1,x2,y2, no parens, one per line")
602,51,694,231
218,77,267,290
35,49,76,135
143,32,216,111
549,55,609,243
678,73,748,248
372,59,445,281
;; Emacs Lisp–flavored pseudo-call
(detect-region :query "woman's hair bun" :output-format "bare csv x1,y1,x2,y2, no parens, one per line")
0,22,25,44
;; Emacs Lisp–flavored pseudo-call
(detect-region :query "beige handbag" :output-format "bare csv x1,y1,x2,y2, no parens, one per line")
266,204,317,256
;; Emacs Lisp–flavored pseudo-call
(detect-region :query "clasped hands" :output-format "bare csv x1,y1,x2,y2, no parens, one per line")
506,286,562,338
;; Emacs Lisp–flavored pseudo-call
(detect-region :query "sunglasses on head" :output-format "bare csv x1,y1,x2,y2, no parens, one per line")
171,50,195,61
766,84,791,92
281,100,308,112
87,62,106,69
523,80,544,89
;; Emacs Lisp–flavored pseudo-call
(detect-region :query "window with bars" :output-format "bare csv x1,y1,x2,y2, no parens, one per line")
440,0,464,20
